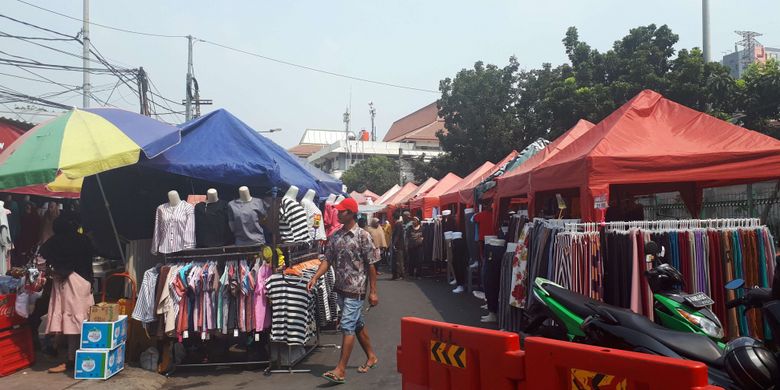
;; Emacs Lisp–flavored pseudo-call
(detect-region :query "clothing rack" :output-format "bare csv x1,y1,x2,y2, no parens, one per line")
563,218,763,233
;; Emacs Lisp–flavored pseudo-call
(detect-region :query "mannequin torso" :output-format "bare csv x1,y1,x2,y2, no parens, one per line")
206,189,219,203
168,190,181,206
238,186,252,202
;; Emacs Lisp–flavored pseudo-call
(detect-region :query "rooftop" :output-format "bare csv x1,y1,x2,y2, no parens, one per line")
383,102,446,142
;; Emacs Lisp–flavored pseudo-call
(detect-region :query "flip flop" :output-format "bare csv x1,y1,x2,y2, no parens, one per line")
322,371,346,384
357,361,378,373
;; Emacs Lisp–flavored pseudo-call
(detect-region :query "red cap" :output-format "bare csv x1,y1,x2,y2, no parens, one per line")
335,197,358,214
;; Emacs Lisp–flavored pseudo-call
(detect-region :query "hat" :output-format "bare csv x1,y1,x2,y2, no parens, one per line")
335,197,359,214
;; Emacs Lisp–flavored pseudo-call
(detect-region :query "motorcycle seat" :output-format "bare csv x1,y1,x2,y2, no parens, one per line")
597,305,724,367
544,283,609,320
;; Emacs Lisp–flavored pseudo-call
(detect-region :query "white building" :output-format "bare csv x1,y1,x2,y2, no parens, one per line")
289,102,446,180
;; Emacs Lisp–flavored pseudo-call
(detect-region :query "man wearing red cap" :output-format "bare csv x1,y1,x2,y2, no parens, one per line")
307,197,380,384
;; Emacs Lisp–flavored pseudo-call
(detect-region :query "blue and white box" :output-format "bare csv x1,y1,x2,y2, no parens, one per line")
80,315,127,350
74,343,125,380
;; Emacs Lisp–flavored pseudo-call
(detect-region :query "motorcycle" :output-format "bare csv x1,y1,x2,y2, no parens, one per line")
533,276,778,389
644,241,726,347
526,241,725,345
724,277,780,351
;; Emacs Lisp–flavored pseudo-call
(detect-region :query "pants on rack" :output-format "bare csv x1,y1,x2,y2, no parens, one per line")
451,238,468,286
485,242,506,314
464,210,478,265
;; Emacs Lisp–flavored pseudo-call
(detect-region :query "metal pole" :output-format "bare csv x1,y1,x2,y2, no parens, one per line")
702,0,711,62
82,0,91,108
185,35,193,121
398,147,403,185
96,174,126,263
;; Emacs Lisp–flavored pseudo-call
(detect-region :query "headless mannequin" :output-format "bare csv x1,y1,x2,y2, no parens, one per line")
238,186,252,202
326,194,337,204
335,195,345,203
302,189,316,203
168,190,181,206
206,188,218,203
284,185,299,200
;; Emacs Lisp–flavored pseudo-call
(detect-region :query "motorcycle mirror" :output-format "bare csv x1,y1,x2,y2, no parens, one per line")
725,279,745,290
644,241,660,256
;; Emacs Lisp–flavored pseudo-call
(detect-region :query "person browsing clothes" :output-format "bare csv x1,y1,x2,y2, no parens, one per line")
307,197,380,385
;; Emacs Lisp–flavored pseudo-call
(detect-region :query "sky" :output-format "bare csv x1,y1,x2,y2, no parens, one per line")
1,0,779,148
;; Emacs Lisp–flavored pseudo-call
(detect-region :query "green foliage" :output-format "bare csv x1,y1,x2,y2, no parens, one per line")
433,24,780,178
341,156,399,195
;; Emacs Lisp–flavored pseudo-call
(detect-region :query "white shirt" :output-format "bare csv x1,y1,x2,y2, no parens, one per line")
300,198,326,241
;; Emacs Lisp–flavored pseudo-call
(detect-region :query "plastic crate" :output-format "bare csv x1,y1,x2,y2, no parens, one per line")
0,294,26,330
0,325,35,377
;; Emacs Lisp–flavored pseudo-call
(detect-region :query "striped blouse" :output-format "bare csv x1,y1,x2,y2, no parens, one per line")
279,197,311,243
152,202,196,254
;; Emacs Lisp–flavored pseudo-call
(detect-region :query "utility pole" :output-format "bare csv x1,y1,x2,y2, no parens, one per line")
343,107,351,170
702,0,711,62
185,35,193,121
398,147,403,185
369,101,376,141
82,0,91,108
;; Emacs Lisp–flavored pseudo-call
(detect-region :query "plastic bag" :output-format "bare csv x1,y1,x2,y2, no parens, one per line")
14,291,29,318
140,347,159,371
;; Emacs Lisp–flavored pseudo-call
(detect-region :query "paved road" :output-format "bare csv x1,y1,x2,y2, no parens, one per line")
163,273,494,389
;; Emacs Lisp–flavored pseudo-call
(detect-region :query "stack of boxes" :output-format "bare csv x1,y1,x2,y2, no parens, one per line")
74,303,127,380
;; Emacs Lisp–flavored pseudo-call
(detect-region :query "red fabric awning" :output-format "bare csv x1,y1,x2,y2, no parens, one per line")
439,161,495,207
409,172,462,218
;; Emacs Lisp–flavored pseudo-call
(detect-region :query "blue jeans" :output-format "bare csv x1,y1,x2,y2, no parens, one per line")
337,295,365,335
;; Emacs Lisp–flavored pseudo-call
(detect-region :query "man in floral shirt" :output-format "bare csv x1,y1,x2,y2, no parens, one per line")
307,197,379,384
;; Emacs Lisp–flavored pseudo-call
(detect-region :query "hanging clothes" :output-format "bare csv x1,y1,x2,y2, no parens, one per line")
194,200,234,248
323,201,342,237
153,202,196,254
266,273,315,345
279,197,311,243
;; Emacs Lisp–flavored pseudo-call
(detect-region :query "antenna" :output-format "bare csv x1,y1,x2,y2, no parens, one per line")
735,30,763,74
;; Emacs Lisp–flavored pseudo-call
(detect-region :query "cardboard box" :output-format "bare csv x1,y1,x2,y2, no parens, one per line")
74,343,125,380
80,315,127,350
89,303,119,322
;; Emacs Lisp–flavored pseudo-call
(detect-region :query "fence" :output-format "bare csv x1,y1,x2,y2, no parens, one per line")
640,183,780,241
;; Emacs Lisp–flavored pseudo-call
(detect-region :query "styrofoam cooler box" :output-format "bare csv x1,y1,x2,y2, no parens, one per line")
74,343,125,380
80,315,127,350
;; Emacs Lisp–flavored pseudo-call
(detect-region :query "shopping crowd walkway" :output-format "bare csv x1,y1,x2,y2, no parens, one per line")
1,273,492,390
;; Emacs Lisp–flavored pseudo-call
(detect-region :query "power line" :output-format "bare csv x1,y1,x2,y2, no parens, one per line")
0,13,76,40
15,1,440,94
15,0,187,39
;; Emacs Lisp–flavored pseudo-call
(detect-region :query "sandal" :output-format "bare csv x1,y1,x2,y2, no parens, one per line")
322,371,346,384
358,360,378,373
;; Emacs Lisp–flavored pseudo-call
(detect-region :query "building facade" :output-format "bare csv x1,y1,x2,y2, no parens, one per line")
722,45,780,78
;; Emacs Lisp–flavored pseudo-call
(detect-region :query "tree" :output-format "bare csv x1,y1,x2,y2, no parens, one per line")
409,153,458,183
739,59,780,139
340,156,399,195
437,57,523,175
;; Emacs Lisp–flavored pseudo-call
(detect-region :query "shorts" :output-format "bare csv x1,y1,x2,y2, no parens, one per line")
337,294,365,335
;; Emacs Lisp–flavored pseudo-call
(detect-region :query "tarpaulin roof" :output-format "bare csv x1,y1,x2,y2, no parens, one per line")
383,182,418,207
495,119,596,198
141,109,341,198
529,89,780,221
410,172,462,218
457,151,518,206
292,155,343,198
396,177,438,206
376,184,401,205
439,161,495,206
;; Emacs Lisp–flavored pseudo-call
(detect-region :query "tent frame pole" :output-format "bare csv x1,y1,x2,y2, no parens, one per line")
95,173,126,263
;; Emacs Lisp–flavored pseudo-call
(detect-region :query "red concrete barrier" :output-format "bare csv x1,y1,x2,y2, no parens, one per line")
397,317,722,390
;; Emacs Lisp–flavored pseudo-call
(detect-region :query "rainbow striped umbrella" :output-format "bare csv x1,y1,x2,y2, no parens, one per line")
0,108,181,190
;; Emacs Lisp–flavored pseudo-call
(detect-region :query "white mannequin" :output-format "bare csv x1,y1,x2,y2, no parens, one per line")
326,194,336,204
206,188,219,203
302,189,316,203
335,195,345,203
238,186,252,202
168,190,181,206
284,185,299,200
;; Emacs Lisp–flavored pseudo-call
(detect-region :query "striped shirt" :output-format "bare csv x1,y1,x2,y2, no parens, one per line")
266,273,314,345
132,266,159,324
153,202,196,254
279,197,311,243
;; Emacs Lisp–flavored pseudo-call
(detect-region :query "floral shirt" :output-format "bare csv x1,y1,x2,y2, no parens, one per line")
325,224,379,295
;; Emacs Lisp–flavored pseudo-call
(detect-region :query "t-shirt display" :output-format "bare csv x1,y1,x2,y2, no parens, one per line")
195,200,234,248
473,210,496,241
228,198,267,246
300,198,326,241
279,197,311,243
153,201,196,254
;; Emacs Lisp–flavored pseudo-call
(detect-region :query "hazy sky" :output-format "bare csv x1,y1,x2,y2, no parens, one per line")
2,1,778,148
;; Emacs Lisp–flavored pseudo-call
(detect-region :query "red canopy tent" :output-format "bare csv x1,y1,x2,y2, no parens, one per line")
495,119,596,199
439,161,495,207
453,151,519,208
382,182,418,217
527,90,780,222
409,172,462,218
376,184,401,205
396,177,438,208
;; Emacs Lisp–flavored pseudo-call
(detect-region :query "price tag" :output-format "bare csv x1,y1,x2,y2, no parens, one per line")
183,331,189,339
233,329,239,337
255,333,260,342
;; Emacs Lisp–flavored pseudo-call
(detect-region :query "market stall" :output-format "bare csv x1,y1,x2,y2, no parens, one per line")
523,90,780,222
408,172,461,219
